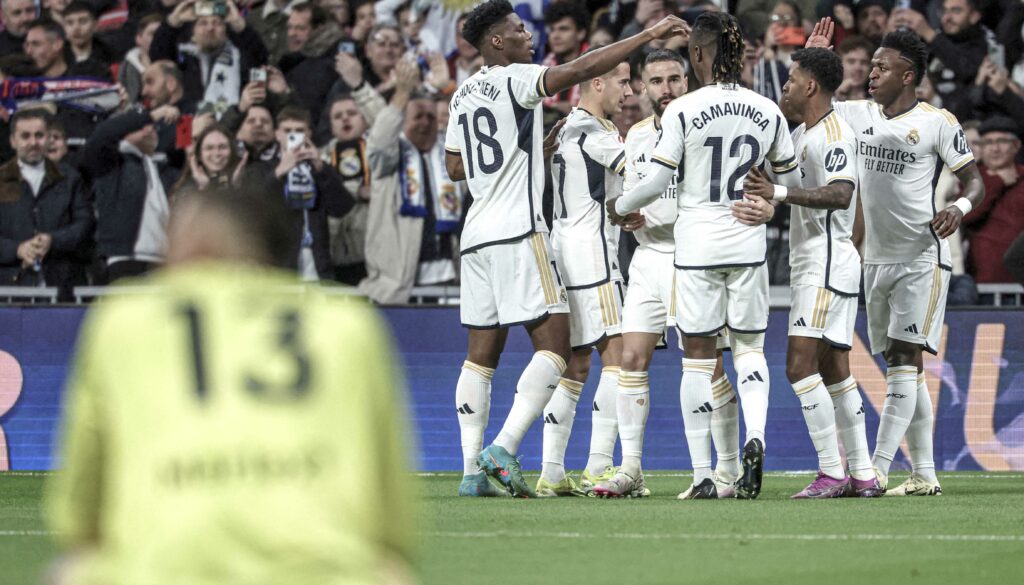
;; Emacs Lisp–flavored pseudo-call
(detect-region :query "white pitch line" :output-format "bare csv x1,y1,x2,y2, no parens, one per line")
0,530,53,536
414,472,1024,480
422,530,1024,543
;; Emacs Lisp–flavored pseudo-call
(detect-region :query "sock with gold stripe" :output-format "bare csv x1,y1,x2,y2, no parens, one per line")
541,378,583,483
585,366,620,475
617,370,649,478
827,376,873,481
792,373,844,479
681,358,717,484
873,365,919,477
457,361,494,476
494,351,566,455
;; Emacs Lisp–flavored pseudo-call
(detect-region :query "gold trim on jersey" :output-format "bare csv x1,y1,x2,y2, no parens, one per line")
827,175,857,184
771,158,798,173
824,113,844,145
629,115,656,134
445,145,461,153
877,101,921,121
537,69,549,97
530,233,558,305
922,265,942,337
652,154,678,168
950,156,975,172
919,102,958,126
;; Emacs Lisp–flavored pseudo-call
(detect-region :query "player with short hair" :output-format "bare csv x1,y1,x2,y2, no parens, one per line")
825,28,985,496
593,49,760,499
445,0,690,498
742,47,882,498
610,11,798,500
537,57,636,497
45,186,415,583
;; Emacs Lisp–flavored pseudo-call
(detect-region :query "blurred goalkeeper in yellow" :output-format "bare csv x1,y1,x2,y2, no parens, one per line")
44,187,415,585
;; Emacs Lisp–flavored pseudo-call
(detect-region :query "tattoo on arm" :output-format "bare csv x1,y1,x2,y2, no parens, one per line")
784,182,854,210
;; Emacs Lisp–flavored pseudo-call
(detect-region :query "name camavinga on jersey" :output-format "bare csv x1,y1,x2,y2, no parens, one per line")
689,101,771,131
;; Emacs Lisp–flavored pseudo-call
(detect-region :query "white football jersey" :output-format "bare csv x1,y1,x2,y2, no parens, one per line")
624,115,677,254
789,110,861,296
445,63,550,253
833,100,974,267
651,84,797,268
550,107,625,288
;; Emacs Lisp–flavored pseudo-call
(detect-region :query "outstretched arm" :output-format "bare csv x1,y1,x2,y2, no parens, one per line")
545,16,689,96
607,163,675,221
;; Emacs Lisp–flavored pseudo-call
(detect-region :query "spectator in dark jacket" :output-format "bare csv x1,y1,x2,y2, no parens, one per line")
891,0,995,119
149,0,269,116
0,0,35,57
62,2,116,69
240,105,354,280
76,106,181,281
279,2,343,127
0,109,93,298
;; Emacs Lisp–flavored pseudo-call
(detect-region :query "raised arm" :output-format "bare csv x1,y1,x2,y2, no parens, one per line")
544,16,689,97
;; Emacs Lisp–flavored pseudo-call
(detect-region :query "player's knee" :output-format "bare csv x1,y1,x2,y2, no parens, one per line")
620,346,649,372
884,342,919,368
785,352,816,384
566,351,591,381
466,350,501,370
731,332,765,357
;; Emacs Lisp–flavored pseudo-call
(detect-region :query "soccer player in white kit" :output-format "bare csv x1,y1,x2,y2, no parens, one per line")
445,0,692,498
742,47,882,498
592,50,771,499
536,59,637,497
610,12,797,500
827,29,985,496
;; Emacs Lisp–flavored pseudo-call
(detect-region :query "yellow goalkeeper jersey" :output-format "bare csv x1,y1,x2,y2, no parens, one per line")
46,263,415,585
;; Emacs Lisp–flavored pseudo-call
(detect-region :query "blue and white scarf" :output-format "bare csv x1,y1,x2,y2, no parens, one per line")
398,137,460,233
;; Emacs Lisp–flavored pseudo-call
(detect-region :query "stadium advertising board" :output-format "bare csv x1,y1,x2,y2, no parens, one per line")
1,307,1021,472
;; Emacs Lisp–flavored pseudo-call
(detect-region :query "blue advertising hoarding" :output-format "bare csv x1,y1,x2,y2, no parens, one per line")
0,306,1022,472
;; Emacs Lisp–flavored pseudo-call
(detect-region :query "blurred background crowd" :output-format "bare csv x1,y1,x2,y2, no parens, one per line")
1,0,1023,303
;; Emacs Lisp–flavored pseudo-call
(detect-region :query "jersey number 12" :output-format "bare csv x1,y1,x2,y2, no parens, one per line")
704,134,760,202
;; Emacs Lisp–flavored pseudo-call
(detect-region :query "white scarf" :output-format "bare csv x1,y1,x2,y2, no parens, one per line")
119,141,169,263
181,41,242,115
398,137,460,232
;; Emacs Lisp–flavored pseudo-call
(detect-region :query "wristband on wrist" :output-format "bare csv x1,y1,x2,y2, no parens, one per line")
773,184,788,202
952,197,973,215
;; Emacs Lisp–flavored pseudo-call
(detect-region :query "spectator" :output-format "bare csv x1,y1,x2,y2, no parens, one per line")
736,0,815,38
171,123,246,197
764,0,806,65
0,108,92,298
967,56,1024,122
46,120,69,165
77,105,182,281
744,3,793,102
23,18,110,154
235,103,278,160
319,0,350,31
854,0,890,45
0,53,40,163
42,0,72,24
241,105,355,280
542,1,589,120
61,2,114,68
247,0,303,65
962,116,1024,283
447,12,482,86
835,35,873,101
617,0,669,44
321,94,371,284
280,2,344,126
141,60,196,169
363,23,404,92
892,0,996,119
359,58,462,304
149,0,269,116
117,13,163,104
612,92,643,138
0,0,35,56
349,0,375,46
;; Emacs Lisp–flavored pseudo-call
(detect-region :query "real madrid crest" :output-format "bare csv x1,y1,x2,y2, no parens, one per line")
906,129,920,145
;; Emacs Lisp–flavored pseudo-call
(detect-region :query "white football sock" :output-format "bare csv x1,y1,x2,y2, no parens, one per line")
872,365,919,477
734,350,770,447
456,361,494,476
792,374,844,479
494,351,566,455
681,358,716,484
710,375,740,480
541,378,583,483
907,373,938,483
617,370,649,478
826,377,873,481
586,366,620,476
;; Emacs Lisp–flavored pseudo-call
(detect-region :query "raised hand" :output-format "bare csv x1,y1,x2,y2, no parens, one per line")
805,17,834,49
168,0,197,28
543,118,566,161
649,15,691,43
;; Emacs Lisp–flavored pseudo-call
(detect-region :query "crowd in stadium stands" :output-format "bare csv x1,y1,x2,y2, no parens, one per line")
1,0,1023,301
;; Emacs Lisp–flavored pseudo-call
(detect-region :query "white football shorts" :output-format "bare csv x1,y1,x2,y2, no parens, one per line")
864,260,949,355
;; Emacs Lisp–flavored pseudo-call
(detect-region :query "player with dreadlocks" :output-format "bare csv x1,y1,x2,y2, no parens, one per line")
609,11,798,500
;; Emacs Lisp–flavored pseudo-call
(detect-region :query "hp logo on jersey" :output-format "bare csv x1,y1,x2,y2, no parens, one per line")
824,148,848,173
954,129,970,155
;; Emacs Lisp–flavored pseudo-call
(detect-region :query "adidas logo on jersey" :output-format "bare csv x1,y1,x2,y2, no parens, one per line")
742,371,764,384
544,413,559,424
691,402,713,414
863,127,875,135
793,317,807,327
904,323,920,334
457,403,476,415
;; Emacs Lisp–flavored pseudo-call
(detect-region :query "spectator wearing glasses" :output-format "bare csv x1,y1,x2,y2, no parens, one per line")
962,116,1024,283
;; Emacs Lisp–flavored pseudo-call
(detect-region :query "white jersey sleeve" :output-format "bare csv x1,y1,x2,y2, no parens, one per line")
935,111,975,173
651,108,684,171
624,117,676,254
767,113,798,175
583,130,626,176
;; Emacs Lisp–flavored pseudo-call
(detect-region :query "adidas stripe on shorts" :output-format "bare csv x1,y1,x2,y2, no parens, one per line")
863,259,950,355
788,285,858,349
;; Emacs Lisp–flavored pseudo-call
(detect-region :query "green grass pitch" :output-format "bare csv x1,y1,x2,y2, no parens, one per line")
3,471,1023,584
